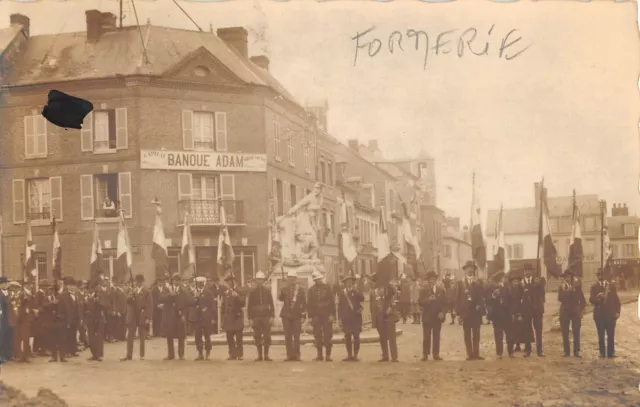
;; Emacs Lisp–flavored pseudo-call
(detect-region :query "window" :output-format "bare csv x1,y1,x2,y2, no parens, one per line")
624,223,636,237
290,183,297,207
177,173,236,224
287,130,295,166
24,115,48,158
304,143,311,173
168,248,181,276
327,160,333,186
81,108,128,153
624,244,637,257
319,159,326,184
550,217,560,233
444,245,452,258
102,249,117,279
585,238,596,255
232,248,256,286
24,252,48,279
363,184,375,207
80,173,132,220
13,177,62,224
182,110,227,152
273,121,281,160
612,244,618,258
510,244,524,260
276,179,284,216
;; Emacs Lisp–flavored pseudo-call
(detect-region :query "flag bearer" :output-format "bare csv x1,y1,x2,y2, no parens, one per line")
558,269,586,358
161,273,188,360
279,269,307,361
122,274,153,361
190,276,215,361
247,271,275,361
307,269,336,362
337,274,364,362
589,269,621,358
418,270,446,361
455,261,485,361
221,274,246,360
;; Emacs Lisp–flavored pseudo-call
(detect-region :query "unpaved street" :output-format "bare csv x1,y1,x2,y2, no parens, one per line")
3,302,640,407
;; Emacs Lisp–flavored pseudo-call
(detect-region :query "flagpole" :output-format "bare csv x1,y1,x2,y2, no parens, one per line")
536,179,544,278
600,200,605,273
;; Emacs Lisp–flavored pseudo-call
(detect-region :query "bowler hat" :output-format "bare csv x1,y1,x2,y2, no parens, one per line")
171,272,181,281
462,261,477,271
342,274,356,283
134,274,145,283
426,270,438,280
562,269,573,278
523,263,534,272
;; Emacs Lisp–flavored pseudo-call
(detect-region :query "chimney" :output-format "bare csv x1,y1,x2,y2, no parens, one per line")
250,55,270,70
86,10,117,42
217,27,249,58
10,14,30,38
368,139,379,151
612,203,630,217
348,139,359,152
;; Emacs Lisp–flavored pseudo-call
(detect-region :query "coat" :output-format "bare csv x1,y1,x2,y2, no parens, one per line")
0,291,13,362
418,284,447,324
126,287,154,327
454,278,485,323
247,285,275,320
85,290,108,331
221,288,245,332
278,285,307,319
337,287,364,334
307,282,336,319
505,284,533,343
370,284,399,328
159,285,189,336
521,277,546,317
589,281,621,321
557,280,586,319
485,283,510,324
188,287,215,324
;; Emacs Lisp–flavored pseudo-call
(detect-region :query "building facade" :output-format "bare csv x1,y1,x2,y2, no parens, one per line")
608,203,640,286
0,11,319,284
441,218,472,280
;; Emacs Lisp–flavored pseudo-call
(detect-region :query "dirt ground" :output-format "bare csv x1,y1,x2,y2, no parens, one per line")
2,301,640,407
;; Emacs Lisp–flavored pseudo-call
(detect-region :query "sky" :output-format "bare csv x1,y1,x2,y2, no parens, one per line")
0,0,638,223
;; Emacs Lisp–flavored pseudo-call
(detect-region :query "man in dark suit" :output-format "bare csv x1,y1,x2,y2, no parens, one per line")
248,271,275,361
151,275,166,337
160,273,189,360
589,268,621,358
370,273,400,362
337,274,364,362
190,276,215,361
0,277,13,364
86,281,108,362
59,277,80,357
521,263,546,357
307,270,336,362
455,261,486,361
486,272,509,358
558,269,586,357
47,280,71,363
121,274,153,361
278,269,307,361
221,274,246,361
418,270,446,361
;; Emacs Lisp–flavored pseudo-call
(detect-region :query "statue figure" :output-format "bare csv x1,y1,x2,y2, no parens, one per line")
277,182,324,261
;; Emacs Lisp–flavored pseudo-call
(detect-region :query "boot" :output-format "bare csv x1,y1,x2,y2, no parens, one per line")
325,347,332,362
255,346,263,362
264,346,272,362
205,350,210,360
315,347,324,361
195,350,204,361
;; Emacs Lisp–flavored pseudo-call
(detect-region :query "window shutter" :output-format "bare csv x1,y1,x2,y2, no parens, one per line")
49,176,63,221
81,112,94,152
12,179,25,224
283,181,290,211
80,174,94,220
24,116,35,157
271,178,278,213
35,116,47,156
220,174,235,200
118,172,133,219
215,112,228,152
178,173,193,201
115,108,128,149
182,110,194,150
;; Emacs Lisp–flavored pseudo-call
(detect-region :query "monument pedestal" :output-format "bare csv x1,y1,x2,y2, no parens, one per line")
270,259,321,330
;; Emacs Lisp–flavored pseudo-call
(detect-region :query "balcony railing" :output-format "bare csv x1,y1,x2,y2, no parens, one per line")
28,210,51,224
179,199,245,225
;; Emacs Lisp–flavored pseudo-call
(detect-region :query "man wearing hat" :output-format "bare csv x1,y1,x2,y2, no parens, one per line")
121,274,153,361
0,277,13,364
113,281,128,342
151,274,167,338
247,270,275,361
32,279,51,356
521,263,546,357
486,271,509,358
307,269,336,362
337,274,364,361
418,271,446,361
455,261,486,361
504,270,526,357
370,271,400,362
85,279,108,361
189,276,215,361
221,273,246,360
60,277,81,357
278,269,307,361
46,278,71,363
558,268,586,357
442,272,457,325
589,268,621,358
14,280,35,362
160,273,189,360
77,280,90,351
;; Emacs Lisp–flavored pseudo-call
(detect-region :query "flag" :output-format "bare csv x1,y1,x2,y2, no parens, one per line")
181,212,195,277
540,198,561,278
89,222,103,286
267,195,281,266
337,195,358,265
470,172,486,271
52,216,62,281
115,211,133,284
568,190,583,277
493,204,509,276
24,221,36,283
377,206,391,261
152,201,169,279
399,200,421,275
217,201,235,279
602,211,613,276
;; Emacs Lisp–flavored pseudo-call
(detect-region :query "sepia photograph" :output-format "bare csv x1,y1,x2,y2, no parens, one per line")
0,0,639,406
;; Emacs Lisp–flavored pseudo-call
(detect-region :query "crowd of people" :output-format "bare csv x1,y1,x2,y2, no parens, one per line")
0,259,623,366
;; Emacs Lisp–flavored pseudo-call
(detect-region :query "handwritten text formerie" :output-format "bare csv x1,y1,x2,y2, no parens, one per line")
352,25,532,70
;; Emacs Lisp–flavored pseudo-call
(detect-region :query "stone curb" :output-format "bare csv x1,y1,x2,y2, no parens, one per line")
187,329,403,347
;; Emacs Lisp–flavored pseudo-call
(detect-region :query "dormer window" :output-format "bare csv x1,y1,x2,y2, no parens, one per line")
623,223,636,237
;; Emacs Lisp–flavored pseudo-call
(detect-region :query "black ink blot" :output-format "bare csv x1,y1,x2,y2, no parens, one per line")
41,90,94,130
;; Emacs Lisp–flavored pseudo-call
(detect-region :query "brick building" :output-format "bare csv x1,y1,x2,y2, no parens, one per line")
0,11,320,284
608,203,640,286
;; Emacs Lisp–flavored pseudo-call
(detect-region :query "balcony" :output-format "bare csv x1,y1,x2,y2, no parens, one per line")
178,199,245,226
28,210,51,226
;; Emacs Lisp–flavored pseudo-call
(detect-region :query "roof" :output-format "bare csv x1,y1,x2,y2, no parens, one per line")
0,25,22,56
486,207,539,236
2,24,299,104
547,194,600,217
607,215,640,239
443,225,470,245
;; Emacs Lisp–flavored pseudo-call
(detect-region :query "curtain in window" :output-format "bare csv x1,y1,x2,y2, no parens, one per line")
28,179,50,219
